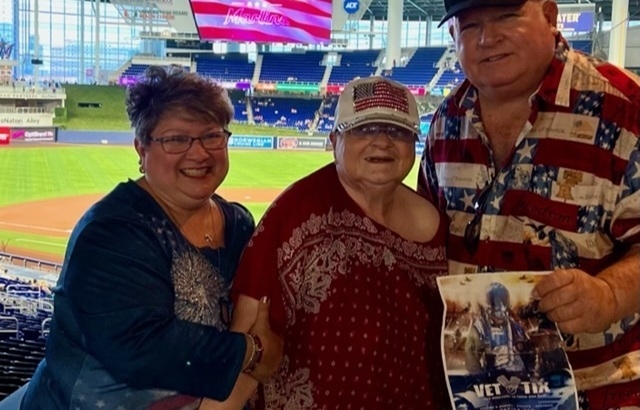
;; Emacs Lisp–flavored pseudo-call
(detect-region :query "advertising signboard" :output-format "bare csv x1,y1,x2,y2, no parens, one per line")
191,0,332,44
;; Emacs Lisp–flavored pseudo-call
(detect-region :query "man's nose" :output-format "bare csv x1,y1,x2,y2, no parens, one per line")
479,24,502,46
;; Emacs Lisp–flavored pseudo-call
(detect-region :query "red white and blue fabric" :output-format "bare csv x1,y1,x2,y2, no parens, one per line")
419,35,640,410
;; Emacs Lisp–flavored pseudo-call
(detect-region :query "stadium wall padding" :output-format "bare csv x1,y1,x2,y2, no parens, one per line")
54,132,424,155
58,130,134,144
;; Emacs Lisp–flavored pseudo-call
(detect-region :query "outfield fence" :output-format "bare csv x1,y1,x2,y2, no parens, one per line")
2,129,427,155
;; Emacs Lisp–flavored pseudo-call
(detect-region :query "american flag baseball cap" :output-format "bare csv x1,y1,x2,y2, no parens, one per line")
333,76,420,136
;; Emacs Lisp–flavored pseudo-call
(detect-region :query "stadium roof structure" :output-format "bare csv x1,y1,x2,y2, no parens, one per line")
364,0,640,23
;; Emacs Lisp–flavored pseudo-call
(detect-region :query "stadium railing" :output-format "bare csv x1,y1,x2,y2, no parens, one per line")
0,253,61,273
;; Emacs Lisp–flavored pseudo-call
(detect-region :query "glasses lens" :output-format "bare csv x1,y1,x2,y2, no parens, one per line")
349,125,370,137
163,137,191,154
158,132,229,154
387,126,415,141
201,132,228,150
350,125,414,141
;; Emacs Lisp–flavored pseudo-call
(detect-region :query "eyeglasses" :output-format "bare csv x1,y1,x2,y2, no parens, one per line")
348,124,417,142
149,130,232,154
464,181,494,255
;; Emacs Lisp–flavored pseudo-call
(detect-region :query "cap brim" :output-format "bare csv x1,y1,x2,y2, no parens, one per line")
438,9,457,28
337,116,420,139
438,0,527,27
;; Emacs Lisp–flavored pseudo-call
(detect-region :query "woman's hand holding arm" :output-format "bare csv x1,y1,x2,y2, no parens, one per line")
199,296,283,410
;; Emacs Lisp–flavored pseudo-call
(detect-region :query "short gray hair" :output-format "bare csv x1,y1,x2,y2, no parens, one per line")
125,65,234,145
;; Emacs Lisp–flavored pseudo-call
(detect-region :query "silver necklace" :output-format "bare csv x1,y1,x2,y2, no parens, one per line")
204,200,216,244
159,197,216,247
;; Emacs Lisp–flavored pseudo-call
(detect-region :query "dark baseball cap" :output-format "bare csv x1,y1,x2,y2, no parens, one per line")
439,0,528,27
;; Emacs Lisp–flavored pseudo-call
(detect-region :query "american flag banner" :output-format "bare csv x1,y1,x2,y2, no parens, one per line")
190,0,332,45
353,80,410,114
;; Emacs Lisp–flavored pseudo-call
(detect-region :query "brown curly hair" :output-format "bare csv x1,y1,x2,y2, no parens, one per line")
125,65,234,145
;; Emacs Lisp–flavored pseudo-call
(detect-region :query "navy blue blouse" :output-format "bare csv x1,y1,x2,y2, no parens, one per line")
22,180,254,409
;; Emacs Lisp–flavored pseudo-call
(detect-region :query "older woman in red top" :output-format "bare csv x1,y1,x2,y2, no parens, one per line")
230,76,451,409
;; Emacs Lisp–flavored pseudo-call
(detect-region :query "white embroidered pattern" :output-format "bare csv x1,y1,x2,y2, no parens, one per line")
264,356,315,410
273,208,446,327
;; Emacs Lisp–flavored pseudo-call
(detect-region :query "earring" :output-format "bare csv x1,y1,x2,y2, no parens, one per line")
138,158,144,174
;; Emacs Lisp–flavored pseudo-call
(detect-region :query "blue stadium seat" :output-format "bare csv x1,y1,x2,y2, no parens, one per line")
328,50,381,85
387,47,447,86
196,54,255,83
259,51,325,83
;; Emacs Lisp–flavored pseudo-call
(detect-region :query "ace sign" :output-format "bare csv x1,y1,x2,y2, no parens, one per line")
343,0,359,14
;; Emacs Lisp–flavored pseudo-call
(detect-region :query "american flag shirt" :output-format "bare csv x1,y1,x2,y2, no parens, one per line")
419,35,640,410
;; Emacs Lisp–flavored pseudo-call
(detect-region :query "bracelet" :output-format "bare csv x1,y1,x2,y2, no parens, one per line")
242,332,264,374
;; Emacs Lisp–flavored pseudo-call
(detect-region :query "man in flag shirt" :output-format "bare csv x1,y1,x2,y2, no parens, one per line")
418,0,640,409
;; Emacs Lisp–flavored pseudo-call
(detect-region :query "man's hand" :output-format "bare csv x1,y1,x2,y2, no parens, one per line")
534,269,617,334
244,297,284,384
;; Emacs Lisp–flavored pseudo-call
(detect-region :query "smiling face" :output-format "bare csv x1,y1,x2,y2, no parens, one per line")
135,113,229,210
450,0,558,98
331,122,416,192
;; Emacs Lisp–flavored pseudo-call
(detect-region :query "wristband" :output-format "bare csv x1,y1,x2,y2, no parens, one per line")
242,332,264,374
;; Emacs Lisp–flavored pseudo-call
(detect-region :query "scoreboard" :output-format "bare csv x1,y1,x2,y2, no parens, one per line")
166,39,211,50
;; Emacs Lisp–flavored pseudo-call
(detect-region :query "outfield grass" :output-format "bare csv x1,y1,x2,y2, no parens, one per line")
0,147,335,207
0,230,68,256
58,85,310,136
8,85,423,259
61,85,132,131
0,146,139,207
0,146,421,258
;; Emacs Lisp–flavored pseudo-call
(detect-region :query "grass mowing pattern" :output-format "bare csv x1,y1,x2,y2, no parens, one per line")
7,84,422,259
0,229,68,256
1,146,420,258
0,146,139,207
61,85,133,131
0,147,335,206
0,147,333,257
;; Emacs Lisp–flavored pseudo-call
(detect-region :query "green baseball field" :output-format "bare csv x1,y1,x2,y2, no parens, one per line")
0,86,422,263
0,145,421,263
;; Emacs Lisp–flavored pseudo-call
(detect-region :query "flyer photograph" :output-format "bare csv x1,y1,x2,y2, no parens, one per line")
437,272,579,410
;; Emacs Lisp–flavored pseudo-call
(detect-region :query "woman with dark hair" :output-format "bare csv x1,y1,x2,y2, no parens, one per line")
20,65,282,409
